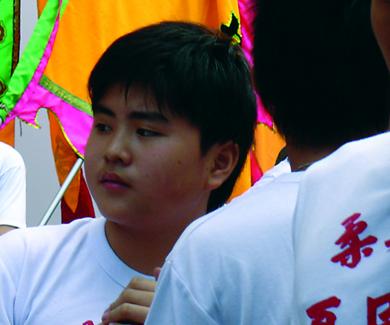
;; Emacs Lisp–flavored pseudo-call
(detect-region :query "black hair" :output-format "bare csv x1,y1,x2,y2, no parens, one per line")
254,0,389,148
88,21,257,212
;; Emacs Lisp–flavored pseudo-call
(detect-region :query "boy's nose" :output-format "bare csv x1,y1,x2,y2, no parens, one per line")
104,135,132,166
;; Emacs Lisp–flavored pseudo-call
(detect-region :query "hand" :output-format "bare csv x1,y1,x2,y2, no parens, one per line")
0,225,17,235
101,276,157,325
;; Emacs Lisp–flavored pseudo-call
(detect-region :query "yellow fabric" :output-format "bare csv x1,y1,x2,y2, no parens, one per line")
230,123,285,199
229,152,252,199
254,123,285,173
42,0,239,103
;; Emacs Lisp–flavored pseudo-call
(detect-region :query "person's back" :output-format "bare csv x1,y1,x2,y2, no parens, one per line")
292,132,390,324
145,0,389,324
0,22,257,324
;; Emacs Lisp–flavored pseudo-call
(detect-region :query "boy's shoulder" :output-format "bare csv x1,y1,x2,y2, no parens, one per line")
0,217,105,292
0,217,100,258
0,142,25,171
0,217,142,324
3,216,97,235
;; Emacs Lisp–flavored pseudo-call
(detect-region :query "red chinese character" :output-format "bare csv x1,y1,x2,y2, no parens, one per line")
367,293,390,325
306,296,341,325
331,213,378,268
385,240,390,249
82,321,94,325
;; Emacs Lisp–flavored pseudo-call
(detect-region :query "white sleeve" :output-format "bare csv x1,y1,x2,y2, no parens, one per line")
146,261,218,325
0,144,26,228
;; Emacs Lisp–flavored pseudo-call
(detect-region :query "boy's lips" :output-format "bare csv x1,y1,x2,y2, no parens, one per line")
99,172,130,189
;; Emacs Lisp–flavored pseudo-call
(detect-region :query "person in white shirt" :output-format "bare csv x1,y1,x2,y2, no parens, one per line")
0,141,26,235
292,0,390,322
0,22,258,324
145,0,390,324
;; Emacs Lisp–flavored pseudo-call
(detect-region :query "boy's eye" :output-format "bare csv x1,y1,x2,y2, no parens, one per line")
94,123,111,133
136,128,161,137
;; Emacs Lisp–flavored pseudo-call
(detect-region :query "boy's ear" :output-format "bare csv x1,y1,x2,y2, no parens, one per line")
206,141,239,190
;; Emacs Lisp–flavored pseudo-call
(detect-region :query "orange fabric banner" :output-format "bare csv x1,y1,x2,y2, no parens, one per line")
38,1,94,219
41,0,239,104
47,111,81,211
0,121,15,146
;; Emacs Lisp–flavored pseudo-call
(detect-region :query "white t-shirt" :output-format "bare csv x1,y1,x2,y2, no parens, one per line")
146,160,297,325
0,217,151,324
292,132,390,324
0,142,26,228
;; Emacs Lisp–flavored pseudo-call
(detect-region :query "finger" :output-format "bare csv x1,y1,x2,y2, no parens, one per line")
110,288,155,310
128,276,156,292
153,267,161,280
103,303,149,324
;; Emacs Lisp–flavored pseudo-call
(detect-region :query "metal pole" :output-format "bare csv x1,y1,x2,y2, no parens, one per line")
39,157,84,226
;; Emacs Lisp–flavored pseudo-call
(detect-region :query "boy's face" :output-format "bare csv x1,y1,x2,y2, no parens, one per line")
85,84,214,230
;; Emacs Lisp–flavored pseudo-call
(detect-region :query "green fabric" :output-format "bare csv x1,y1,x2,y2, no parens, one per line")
60,0,69,17
40,75,93,116
0,0,15,97
0,0,67,122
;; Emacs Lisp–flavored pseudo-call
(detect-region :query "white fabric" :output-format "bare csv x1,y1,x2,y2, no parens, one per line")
146,160,298,325
292,132,390,324
0,142,26,228
0,217,151,324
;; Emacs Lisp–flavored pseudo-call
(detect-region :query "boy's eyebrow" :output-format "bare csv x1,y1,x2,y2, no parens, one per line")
93,104,169,123
93,105,115,117
129,111,169,123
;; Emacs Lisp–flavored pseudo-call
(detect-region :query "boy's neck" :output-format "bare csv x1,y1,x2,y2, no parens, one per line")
104,212,204,275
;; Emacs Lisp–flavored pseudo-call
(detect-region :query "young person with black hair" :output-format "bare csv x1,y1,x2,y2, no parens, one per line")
0,21,257,324
292,0,390,322
145,0,389,324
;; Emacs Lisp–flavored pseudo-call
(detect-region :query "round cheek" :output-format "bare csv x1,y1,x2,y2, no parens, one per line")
148,157,194,196
84,144,98,192
83,160,96,198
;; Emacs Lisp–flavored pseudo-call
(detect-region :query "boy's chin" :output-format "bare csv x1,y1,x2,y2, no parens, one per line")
104,213,156,229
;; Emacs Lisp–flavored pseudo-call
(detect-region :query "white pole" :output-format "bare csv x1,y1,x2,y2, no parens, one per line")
39,157,84,226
